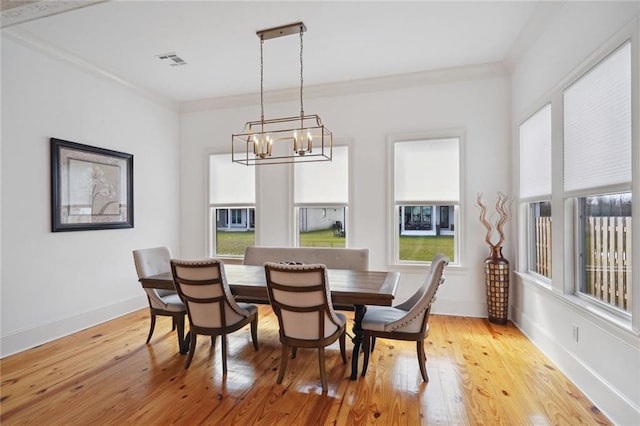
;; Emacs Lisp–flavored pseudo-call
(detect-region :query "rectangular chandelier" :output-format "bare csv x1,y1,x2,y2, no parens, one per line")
232,114,332,165
231,22,332,166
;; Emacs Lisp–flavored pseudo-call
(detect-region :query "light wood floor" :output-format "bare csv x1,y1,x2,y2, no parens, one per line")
1,306,611,425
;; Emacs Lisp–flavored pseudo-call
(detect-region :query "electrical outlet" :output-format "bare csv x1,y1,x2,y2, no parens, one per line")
572,325,579,342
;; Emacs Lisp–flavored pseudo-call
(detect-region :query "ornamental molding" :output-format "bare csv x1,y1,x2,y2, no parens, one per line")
1,0,106,29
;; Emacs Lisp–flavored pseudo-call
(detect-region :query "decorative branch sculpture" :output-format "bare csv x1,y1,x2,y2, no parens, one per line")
476,192,510,249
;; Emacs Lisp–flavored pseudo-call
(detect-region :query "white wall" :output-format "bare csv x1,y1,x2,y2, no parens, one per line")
0,36,181,357
511,2,640,424
180,69,512,318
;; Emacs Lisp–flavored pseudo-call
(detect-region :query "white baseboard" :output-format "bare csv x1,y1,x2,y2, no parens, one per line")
432,298,487,318
511,305,640,425
1,295,147,358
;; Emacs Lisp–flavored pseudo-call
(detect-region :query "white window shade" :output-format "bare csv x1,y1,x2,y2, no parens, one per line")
395,138,459,203
209,154,255,204
564,41,632,192
295,145,348,204
519,104,552,198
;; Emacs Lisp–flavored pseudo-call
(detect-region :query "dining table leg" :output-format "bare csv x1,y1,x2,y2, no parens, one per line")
350,304,367,380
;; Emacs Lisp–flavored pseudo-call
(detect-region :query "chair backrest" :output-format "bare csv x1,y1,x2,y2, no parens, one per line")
384,255,449,333
264,262,343,342
170,259,251,330
133,246,172,279
394,253,449,311
244,246,369,271
132,246,175,308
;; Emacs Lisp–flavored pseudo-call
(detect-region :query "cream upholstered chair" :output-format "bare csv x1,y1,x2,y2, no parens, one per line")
361,254,449,382
264,262,347,393
132,246,186,352
170,259,259,371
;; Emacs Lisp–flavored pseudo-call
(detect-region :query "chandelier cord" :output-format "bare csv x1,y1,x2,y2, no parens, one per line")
299,26,304,118
260,35,265,124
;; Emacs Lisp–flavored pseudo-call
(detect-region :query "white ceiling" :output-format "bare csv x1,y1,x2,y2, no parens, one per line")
2,1,554,105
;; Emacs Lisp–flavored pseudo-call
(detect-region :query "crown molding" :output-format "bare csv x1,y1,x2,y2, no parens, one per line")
503,1,566,72
180,61,509,113
3,27,179,111
1,0,107,29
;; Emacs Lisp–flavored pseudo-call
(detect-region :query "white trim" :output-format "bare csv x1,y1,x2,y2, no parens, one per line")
0,295,147,358
180,62,508,113
512,299,640,425
3,27,178,111
503,2,566,71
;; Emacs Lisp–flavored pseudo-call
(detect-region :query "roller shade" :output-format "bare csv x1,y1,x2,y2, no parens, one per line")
394,138,459,203
519,104,552,198
209,153,255,204
564,41,631,192
295,145,348,204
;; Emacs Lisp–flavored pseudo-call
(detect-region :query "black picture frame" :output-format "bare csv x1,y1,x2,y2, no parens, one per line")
50,138,134,232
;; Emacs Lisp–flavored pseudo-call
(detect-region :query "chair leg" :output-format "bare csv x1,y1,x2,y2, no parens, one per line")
175,313,185,353
250,316,259,351
371,336,376,351
211,335,216,346
277,343,289,384
172,317,176,331
417,340,429,382
318,347,327,393
339,330,347,364
361,334,371,377
221,334,228,375
184,333,197,369
291,347,297,359
146,313,156,344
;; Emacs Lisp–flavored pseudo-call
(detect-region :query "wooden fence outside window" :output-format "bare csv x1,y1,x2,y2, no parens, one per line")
534,216,632,313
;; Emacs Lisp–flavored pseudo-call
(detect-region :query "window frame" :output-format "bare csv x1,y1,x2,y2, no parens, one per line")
207,152,256,259
517,103,553,284
563,40,634,320
387,130,464,268
292,143,352,248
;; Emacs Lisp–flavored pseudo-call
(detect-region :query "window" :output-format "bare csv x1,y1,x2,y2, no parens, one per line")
578,193,632,313
519,104,552,279
208,154,255,256
564,41,632,314
294,146,349,248
393,137,459,263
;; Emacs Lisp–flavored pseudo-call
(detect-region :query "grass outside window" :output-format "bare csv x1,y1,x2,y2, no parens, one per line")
399,235,454,262
217,229,455,262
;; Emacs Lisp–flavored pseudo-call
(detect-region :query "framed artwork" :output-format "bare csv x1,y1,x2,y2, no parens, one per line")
50,138,133,232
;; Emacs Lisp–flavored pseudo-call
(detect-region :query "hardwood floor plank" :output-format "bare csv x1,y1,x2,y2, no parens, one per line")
0,308,612,425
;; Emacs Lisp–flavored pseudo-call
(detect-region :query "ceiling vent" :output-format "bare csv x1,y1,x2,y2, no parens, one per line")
156,52,187,67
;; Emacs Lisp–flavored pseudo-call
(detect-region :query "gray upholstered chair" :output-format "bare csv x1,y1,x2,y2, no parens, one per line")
132,246,186,352
170,259,259,371
264,262,347,393
361,254,449,382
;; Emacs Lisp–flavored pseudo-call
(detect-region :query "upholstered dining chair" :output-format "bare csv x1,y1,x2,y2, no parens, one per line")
170,259,259,371
264,262,347,393
132,246,186,352
360,254,449,382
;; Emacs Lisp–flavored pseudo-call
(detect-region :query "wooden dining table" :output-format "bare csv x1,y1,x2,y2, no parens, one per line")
139,263,400,380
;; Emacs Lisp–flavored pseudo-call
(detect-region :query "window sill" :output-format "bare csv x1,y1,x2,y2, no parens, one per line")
514,271,552,291
516,271,638,340
388,262,467,275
